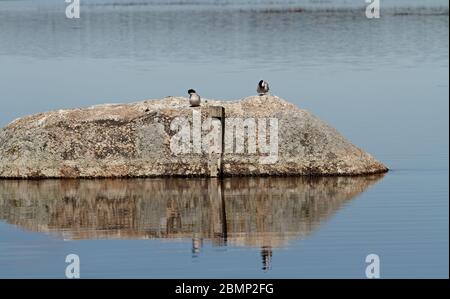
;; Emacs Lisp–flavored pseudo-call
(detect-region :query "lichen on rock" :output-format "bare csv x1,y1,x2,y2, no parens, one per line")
0,96,387,178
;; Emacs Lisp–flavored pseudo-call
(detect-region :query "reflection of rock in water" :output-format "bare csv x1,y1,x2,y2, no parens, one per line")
0,176,383,249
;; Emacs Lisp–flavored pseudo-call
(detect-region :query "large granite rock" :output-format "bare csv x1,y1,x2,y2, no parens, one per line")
0,96,387,178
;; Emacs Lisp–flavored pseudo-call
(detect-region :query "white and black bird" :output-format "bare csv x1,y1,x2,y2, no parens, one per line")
257,80,270,95
188,89,201,107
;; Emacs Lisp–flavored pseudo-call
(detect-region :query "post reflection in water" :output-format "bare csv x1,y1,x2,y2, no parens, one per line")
0,175,384,271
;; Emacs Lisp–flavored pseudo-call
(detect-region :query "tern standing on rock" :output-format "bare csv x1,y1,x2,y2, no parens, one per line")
257,80,270,95
188,89,201,107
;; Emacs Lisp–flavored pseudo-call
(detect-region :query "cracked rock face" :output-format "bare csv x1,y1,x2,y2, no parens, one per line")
0,96,387,178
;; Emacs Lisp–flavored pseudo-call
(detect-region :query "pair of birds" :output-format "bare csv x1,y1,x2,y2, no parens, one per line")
188,80,270,107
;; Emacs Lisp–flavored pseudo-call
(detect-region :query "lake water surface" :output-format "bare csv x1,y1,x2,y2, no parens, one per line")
0,0,448,278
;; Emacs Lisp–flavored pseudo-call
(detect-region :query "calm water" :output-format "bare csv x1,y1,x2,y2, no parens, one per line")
0,0,448,278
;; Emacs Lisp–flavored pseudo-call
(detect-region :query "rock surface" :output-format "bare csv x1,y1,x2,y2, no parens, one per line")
0,96,387,178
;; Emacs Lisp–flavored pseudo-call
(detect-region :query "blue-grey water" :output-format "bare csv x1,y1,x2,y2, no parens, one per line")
0,0,448,278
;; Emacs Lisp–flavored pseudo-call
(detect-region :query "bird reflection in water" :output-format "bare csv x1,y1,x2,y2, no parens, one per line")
261,246,273,271
192,234,203,258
